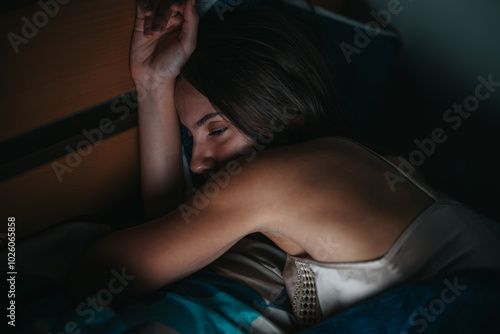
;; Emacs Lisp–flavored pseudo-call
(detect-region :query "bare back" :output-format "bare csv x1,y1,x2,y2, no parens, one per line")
257,137,436,263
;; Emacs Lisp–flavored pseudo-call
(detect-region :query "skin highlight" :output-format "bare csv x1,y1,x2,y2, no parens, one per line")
174,79,254,174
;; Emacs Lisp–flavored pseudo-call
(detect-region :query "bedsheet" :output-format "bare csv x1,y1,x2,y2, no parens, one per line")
3,222,500,333
5,222,500,334
3,222,297,334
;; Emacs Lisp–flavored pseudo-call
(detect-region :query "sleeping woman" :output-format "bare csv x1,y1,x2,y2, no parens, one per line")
67,0,500,326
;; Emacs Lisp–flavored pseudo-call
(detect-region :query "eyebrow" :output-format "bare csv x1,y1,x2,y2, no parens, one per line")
194,112,221,128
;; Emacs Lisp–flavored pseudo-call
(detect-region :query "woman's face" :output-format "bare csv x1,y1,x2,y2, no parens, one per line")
175,79,254,175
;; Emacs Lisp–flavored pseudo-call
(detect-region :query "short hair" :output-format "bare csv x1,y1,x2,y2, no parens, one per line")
179,7,349,147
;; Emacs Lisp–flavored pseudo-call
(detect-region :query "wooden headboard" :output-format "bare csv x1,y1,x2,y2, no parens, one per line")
0,0,344,238
0,0,139,238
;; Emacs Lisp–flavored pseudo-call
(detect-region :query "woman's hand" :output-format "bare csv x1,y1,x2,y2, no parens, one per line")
130,0,198,93
131,0,197,220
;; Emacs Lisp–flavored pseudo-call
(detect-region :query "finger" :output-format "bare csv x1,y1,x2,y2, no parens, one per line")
179,0,199,51
152,1,188,36
135,0,152,33
164,9,184,33
136,0,156,37
170,1,185,14
181,0,198,33
137,0,153,19
144,12,155,37
151,0,176,34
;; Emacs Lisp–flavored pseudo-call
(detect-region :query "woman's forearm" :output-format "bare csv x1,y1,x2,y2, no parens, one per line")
137,83,184,220
130,0,198,220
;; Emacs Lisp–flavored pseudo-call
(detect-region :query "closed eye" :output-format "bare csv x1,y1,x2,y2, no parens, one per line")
209,127,228,136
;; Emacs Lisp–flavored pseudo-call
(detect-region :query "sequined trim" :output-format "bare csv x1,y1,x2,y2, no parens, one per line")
292,260,322,326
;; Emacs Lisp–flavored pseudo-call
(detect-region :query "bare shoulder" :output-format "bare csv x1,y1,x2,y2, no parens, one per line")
229,137,362,174
199,136,436,261
206,136,436,202
205,136,376,196
197,137,378,222
199,134,436,217
225,136,387,186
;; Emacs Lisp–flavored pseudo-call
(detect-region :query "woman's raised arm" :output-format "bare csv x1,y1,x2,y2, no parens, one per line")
130,0,198,220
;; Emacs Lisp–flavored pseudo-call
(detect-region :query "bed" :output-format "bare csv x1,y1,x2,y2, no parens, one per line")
2,0,500,333
5,220,500,333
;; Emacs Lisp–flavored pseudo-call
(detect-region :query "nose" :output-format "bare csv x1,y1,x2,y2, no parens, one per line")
190,144,217,174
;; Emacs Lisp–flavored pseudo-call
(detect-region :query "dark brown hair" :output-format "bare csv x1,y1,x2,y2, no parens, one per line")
179,7,349,146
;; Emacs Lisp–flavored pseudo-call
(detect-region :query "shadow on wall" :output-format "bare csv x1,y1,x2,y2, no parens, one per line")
1,0,42,12
357,0,500,221
362,0,500,124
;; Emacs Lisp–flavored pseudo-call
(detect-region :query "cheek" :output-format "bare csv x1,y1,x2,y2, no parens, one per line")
221,134,254,160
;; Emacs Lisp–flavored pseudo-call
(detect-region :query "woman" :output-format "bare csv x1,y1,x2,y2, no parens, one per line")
68,0,500,326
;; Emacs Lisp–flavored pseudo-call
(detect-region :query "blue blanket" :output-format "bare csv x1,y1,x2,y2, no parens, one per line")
8,266,500,333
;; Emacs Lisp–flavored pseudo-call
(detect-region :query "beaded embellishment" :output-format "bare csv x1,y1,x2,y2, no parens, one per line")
292,261,322,326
